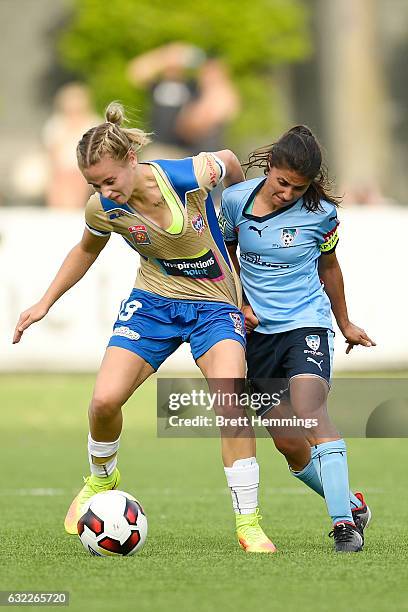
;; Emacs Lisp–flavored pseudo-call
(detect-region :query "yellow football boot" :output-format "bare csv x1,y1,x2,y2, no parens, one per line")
64,469,120,534
236,508,277,553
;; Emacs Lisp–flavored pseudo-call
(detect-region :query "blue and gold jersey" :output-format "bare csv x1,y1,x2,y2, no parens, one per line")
219,177,339,333
85,153,241,307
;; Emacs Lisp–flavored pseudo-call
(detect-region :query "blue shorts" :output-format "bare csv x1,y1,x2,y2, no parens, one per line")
108,289,246,370
247,327,334,416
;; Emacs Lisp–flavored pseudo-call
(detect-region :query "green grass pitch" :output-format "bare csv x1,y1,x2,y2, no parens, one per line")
1,374,407,612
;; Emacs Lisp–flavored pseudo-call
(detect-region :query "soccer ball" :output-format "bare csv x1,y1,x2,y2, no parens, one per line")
77,490,148,557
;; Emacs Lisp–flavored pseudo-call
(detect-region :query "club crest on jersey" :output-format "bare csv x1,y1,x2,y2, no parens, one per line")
281,228,298,247
229,312,245,338
128,225,151,245
305,335,320,352
191,214,206,236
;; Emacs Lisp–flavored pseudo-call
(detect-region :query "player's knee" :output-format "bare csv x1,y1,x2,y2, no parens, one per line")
90,393,122,420
273,436,304,457
291,401,327,421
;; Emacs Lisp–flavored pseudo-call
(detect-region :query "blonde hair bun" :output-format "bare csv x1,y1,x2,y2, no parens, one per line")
105,101,125,126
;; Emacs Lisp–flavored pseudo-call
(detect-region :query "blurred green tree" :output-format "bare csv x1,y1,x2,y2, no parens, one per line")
59,0,310,153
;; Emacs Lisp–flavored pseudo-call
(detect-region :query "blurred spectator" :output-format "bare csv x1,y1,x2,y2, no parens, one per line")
342,183,387,206
42,82,100,209
127,43,240,159
10,150,49,206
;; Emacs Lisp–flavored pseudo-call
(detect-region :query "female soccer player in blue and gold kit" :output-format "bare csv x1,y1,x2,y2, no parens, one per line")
13,102,275,553
220,126,375,553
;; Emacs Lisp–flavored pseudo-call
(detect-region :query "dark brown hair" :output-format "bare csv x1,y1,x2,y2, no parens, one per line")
243,125,341,211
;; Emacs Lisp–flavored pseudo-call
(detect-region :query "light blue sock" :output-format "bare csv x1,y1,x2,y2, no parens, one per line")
292,457,362,510
291,458,324,495
311,439,354,525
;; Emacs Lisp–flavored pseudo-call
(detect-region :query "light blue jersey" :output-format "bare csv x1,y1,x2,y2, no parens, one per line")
219,177,339,334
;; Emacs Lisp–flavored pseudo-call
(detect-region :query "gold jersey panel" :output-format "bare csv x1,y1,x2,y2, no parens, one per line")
85,153,242,307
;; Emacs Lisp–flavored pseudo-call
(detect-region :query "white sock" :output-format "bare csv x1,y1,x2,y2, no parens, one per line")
88,434,120,477
224,456,259,515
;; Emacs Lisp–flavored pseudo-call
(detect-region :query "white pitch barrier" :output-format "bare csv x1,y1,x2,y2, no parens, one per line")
1,206,406,372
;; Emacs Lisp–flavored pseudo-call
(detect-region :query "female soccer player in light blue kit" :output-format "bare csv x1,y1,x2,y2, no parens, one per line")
220,125,376,552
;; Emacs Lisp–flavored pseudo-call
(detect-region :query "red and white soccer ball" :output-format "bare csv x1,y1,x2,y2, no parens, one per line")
77,490,148,557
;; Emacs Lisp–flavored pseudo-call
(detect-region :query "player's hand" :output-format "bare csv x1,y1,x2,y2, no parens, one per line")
242,304,259,334
13,302,49,344
341,322,376,354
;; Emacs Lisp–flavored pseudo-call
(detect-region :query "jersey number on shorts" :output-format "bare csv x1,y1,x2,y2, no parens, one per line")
118,300,143,322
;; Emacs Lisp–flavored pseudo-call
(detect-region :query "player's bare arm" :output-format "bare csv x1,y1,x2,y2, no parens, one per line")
318,251,376,353
214,149,245,187
13,229,109,344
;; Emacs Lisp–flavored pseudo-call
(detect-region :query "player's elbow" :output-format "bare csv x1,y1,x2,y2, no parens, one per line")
217,149,238,166
216,149,244,186
318,252,339,274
